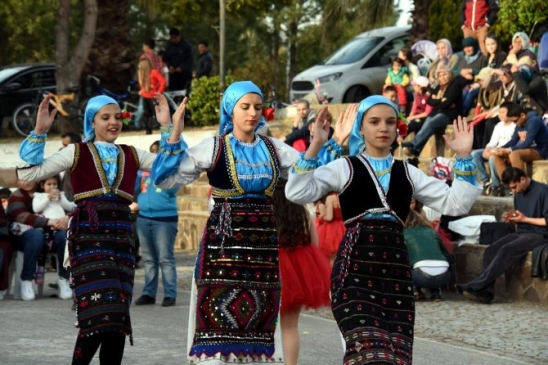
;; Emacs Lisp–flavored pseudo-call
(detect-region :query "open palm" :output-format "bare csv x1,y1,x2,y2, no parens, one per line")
35,95,57,134
443,116,473,157
333,103,358,145
167,96,188,143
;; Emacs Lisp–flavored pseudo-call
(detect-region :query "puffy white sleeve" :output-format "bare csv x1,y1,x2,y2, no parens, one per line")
409,164,482,216
154,137,215,189
285,158,350,205
135,149,156,172
17,145,75,183
269,138,300,179
32,193,50,214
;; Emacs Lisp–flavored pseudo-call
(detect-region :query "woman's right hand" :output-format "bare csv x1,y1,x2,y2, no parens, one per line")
35,95,58,135
169,97,188,143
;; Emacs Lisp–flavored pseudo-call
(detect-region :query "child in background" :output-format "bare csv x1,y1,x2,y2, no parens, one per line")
406,76,433,136
385,58,410,110
138,58,167,134
315,192,345,265
0,188,11,211
32,175,76,285
273,179,331,365
404,209,452,302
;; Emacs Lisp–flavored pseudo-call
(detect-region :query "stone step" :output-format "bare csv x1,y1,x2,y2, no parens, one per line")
175,210,209,252
178,196,210,212
178,181,211,199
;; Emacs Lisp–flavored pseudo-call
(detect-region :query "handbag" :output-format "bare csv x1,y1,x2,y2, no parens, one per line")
531,244,548,279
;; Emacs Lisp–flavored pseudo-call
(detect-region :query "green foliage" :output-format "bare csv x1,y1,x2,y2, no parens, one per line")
187,75,235,126
428,0,462,48
493,0,548,44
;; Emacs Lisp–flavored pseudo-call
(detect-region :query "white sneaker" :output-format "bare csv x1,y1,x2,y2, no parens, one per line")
20,280,36,301
58,277,73,300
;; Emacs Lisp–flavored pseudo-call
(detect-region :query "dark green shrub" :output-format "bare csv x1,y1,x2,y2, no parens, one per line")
187,75,235,126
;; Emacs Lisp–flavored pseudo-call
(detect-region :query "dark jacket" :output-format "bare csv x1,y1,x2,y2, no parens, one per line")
427,75,470,121
196,51,213,78
164,39,194,77
512,71,548,117
502,115,548,159
460,0,499,29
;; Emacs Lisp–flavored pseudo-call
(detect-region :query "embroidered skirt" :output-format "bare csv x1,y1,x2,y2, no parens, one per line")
188,197,284,364
331,219,414,365
68,197,135,340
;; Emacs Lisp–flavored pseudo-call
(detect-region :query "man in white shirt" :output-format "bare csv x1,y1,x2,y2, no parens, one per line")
472,102,516,196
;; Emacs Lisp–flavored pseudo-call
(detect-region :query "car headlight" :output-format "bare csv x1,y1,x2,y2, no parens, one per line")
317,73,342,83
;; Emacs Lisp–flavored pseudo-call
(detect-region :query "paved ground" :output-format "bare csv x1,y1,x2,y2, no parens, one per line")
1,253,545,364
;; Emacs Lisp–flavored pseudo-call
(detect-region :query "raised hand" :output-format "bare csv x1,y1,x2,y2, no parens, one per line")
333,103,358,145
154,93,171,127
169,97,188,143
35,95,57,135
311,106,331,146
443,115,473,158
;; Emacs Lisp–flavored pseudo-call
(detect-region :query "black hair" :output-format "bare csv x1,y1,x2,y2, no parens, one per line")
0,188,12,199
399,46,413,62
392,57,405,67
485,34,503,56
169,28,180,36
37,175,62,193
500,102,525,117
61,132,82,143
150,140,160,151
199,40,209,47
144,38,156,50
501,167,528,185
383,85,397,94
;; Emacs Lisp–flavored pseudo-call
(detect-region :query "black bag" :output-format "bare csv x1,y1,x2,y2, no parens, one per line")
531,244,548,279
479,222,516,245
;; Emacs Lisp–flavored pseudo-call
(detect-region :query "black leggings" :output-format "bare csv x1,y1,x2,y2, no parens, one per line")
72,332,126,365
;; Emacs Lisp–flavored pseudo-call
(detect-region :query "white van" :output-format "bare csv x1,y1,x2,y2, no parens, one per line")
290,26,411,104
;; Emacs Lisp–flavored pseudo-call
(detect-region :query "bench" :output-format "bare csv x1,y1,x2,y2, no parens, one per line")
8,251,54,299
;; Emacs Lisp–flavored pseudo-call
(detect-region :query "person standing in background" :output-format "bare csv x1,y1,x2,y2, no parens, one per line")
163,28,193,91
194,41,213,78
460,0,499,56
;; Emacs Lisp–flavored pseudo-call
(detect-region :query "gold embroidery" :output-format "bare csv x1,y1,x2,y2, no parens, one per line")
292,162,315,174
453,168,478,176
112,145,125,195
88,143,111,194
71,143,81,173
262,136,278,197
26,137,45,143
224,134,245,196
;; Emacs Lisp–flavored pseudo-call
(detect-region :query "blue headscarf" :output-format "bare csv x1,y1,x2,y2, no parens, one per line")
219,81,266,135
83,95,118,142
349,95,399,156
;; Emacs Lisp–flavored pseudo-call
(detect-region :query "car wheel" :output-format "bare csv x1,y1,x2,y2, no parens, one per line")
12,103,38,137
343,86,370,103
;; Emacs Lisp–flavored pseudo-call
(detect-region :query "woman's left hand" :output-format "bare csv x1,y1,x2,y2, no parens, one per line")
153,93,171,127
311,106,331,146
443,115,473,158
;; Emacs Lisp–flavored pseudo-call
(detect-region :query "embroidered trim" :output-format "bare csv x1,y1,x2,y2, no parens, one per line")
452,168,478,176
208,135,223,172
234,159,271,168
403,161,415,197
160,125,173,133
230,133,261,147
224,134,246,197
26,137,46,143
112,146,126,195
71,143,81,173
88,143,111,195
101,158,117,163
291,162,315,174
259,135,280,198
339,158,354,195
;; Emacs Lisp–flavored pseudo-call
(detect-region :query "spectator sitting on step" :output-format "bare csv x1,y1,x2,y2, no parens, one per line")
281,99,316,147
32,175,76,286
471,102,516,197
405,76,433,137
7,180,72,301
402,63,471,157
457,167,548,304
0,187,12,211
404,209,453,302
0,201,14,300
492,103,548,186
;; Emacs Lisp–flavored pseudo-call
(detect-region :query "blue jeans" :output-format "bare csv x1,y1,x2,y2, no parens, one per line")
462,88,480,116
15,229,68,281
471,149,501,187
409,113,451,152
412,267,451,291
136,217,178,298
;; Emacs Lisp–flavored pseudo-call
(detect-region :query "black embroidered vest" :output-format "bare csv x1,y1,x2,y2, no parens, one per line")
207,134,281,198
338,155,414,225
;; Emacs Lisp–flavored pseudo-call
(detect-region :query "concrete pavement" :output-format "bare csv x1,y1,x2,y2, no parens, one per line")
0,263,542,365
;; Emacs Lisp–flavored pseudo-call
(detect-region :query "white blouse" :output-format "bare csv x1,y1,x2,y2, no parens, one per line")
285,157,482,217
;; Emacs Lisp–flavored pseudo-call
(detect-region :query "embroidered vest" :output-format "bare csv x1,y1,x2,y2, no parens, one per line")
338,155,414,225
70,143,139,202
207,134,281,198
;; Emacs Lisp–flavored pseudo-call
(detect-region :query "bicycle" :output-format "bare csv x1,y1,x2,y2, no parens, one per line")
11,85,81,137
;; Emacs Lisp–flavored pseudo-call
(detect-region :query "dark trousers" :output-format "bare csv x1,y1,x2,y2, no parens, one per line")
72,332,126,365
409,113,451,152
467,233,547,291
16,229,68,281
142,98,157,134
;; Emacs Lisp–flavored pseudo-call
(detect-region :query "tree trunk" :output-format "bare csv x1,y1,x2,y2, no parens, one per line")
83,0,133,93
288,20,298,83
55,0,98,134
410,0,430,42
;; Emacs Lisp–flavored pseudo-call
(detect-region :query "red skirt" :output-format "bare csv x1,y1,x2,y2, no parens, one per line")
279,244,331,313
316,218,346,258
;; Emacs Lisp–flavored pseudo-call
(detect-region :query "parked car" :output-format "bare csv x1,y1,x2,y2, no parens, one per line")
0,63,56,126
290,26,411,104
